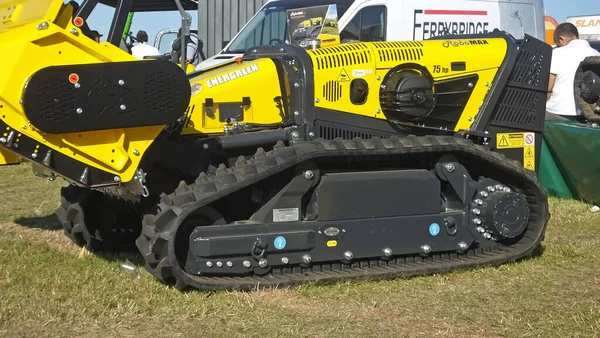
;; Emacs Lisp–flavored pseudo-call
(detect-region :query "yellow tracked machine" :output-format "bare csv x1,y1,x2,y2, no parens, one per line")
0,0,551,291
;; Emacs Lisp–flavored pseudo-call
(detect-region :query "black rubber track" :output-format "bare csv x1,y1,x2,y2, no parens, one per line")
56,185,143,252
136,135,550,291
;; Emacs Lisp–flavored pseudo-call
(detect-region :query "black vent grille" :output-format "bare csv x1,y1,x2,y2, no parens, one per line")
493,90,539,126
323,81,342,102
316,121,392,140
144,71,181,113
36,78,76,122
509,48,546,88
372,41,424,62
490,38,551,131
308,43,372,70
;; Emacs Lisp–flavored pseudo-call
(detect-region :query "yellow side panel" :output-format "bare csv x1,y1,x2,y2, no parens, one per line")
308,38,508,132
182,59,284,135
0,0,63,32
0,147,20,165
0,3,160,183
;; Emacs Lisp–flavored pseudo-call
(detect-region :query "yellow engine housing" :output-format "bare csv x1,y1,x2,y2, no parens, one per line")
183,37,508,136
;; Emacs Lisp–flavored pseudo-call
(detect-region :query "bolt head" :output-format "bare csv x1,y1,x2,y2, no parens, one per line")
113,176,121,182
480,191,489,198
76,108,83,114
472,208,481,215
258,259,268,268
458,242,468,250
344,251,354,260
304,170,314,180
294,111,300,116
595,105,600,113
216,261,223,268
468,82,474,88
503,187,511,192
484,233,492,240
281,257,289,264
487,186,496,192
302,254,312,264
495,184,504,190
118,79,125,86
291,131,299,139
473,218,482,225
477,226,486,233
120,104,127,111
226,261,233,268
475,199,483,206
444,163,455,172
133,149,140,156
31,153,38,159
69,28,78,34
74,83,81,89
383,248,392,257
421,244,431,254
206,261,213,267
243,260,251,268
37,22,49,30
308,132,315,138
294,82,300,88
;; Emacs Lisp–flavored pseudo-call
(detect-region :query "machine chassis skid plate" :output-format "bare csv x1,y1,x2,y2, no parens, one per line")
136,135,550,291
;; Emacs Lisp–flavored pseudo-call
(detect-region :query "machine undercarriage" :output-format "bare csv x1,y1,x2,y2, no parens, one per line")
136,136,548,290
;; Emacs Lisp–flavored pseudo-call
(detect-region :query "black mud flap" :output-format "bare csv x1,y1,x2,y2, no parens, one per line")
22,60,192,134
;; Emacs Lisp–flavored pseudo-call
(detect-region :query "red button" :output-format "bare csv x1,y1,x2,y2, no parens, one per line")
68,73,79,84
73,17,84,27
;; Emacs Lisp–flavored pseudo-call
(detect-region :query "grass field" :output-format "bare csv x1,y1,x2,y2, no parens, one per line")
1,163,599,337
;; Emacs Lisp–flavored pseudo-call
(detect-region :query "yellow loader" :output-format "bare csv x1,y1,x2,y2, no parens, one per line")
0,0,551,291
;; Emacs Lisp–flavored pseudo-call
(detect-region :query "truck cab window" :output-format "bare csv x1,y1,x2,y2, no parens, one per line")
340,6,387,43
226,8,288,53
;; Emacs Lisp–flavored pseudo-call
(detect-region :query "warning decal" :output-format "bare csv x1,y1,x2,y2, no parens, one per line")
337,68,350,82
496,133,524,149
524,143,535,171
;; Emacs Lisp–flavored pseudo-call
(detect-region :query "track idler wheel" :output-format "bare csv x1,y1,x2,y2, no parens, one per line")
471,182,529,242
55,185,143,252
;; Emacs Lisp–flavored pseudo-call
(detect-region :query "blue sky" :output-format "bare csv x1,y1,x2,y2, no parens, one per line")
78,0,599,45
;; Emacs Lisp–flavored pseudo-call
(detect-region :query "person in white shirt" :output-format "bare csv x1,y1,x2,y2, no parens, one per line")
131,30,161,60
546,23,600,122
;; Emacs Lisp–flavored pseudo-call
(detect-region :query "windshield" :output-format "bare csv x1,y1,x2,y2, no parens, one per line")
225,0,353,53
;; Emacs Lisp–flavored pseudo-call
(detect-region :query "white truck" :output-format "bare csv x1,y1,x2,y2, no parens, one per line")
195,0,546,71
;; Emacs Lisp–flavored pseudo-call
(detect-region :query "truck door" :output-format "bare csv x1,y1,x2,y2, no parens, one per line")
339,5,388,43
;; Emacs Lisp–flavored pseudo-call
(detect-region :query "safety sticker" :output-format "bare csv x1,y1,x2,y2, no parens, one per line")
524,145,535,171
274,236,287,250
496,133,524,149
429,223,440,236
337,68,350,82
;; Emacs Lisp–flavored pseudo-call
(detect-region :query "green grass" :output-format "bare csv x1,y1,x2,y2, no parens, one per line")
1,163,600,337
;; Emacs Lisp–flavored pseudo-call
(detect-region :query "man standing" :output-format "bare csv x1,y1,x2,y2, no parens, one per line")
131,30,161,60
546,23,600,121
